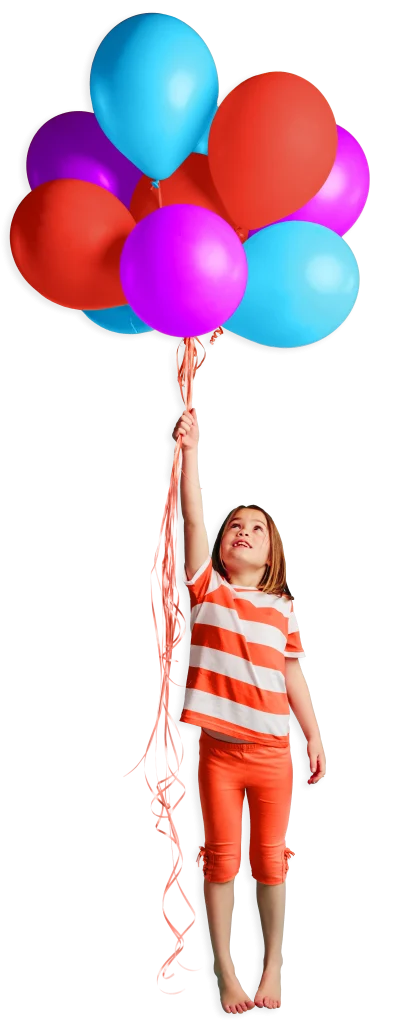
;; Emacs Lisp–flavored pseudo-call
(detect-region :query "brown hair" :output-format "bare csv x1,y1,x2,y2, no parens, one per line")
211,504,294,600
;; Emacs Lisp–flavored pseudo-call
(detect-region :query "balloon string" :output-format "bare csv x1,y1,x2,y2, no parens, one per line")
123,335,207,994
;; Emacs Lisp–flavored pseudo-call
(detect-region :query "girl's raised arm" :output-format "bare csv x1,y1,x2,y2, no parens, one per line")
172,408,209,580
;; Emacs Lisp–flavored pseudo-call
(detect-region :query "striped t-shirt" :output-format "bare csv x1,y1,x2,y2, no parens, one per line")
179,554,305,745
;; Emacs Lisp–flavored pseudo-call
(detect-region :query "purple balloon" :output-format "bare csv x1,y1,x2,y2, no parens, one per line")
249,126,370,238
120,204,248,337
26,111,142,209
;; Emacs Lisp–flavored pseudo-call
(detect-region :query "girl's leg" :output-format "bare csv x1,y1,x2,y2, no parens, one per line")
254,881,286,1008
256,879,286,966
203,879,255,1011
246,743,294,1008
203,877,235,977
197,733,255,1012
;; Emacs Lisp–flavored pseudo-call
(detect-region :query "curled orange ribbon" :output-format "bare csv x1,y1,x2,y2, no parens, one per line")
122,331,221,995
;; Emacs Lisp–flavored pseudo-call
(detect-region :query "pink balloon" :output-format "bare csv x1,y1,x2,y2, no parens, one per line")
249,126,369,237
120,204,248,337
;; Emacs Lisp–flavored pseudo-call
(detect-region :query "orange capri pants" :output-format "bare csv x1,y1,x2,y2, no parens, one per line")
197,728,295,886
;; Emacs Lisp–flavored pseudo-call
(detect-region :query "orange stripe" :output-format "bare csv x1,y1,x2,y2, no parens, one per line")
180,709,289,746
285,631,303,654
204,588,289,631
191,623,285,670
186,667,290,715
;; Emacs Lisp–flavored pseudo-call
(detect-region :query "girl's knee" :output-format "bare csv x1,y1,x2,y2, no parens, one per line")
251,845,295,885
196,844,240,883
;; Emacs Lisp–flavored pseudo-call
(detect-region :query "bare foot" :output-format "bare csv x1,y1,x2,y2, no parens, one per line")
253,955,283,1009
214,965,255,1013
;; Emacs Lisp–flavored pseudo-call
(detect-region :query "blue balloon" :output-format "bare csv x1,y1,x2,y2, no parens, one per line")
224,222,360,348
193,104,218,155
90,14,218,180
83,306,153,335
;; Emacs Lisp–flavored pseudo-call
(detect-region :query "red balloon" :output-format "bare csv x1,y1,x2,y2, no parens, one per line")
10,179,135,309
208,72,338,230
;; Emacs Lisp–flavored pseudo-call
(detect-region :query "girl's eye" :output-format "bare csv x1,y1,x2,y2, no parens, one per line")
231,523,263,531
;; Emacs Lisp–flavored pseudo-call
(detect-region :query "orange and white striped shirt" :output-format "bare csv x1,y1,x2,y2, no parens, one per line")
179,554,305,745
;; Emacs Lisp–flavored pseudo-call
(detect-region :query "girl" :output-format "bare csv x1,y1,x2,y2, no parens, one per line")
172,407,326,1014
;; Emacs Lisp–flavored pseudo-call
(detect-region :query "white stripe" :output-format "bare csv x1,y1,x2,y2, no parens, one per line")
288,610,299,633
184,559,292,616
182,689,290,737
190,601,287,651
189,645,286,692
284,651,305,658
183,555,211,585
230,589,292,614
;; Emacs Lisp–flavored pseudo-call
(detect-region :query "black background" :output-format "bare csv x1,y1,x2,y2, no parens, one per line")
6,6,396,1015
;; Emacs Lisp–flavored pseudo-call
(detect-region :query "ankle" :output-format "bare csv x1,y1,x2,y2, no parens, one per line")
214,960,236,980
263,952,283,969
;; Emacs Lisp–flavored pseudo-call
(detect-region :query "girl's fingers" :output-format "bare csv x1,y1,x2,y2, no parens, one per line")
173,411,196,437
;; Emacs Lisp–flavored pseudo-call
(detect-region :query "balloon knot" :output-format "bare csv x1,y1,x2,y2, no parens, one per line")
151,180,160,189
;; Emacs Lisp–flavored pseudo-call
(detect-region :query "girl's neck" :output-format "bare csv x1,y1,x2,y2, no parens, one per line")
227,573,263,589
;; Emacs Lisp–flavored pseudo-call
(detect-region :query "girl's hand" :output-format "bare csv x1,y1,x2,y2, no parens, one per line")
307,736,326,784
172,407,199,450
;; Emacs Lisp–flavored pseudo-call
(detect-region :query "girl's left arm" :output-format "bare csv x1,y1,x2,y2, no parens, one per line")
285,658,326,784
285,658,320,740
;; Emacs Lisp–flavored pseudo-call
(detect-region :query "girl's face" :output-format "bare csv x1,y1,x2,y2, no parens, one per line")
219,509,271,582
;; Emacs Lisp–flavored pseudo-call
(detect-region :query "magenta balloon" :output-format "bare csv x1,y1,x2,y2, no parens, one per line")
26,111,142,209
120,204,248,337
249,126,369,238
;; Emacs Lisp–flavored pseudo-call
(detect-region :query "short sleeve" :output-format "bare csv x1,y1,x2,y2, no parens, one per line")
183,554,213,609
284,602,305,658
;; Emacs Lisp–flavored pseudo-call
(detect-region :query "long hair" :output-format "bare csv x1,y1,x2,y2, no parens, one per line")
211,504,294,600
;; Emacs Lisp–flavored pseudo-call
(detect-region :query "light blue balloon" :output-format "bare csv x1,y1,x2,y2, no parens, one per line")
194,104,218,155
90,14,219,180
224,222,360,348
83,306,153,335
